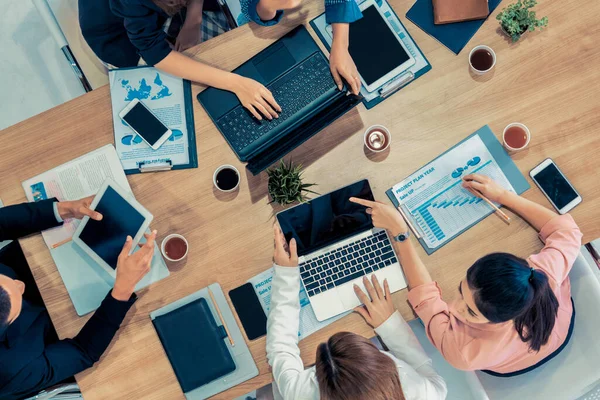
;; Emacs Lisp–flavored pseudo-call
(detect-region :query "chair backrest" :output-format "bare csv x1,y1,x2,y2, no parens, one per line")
33,0,109,89
407,319,489,400
475,253,600,400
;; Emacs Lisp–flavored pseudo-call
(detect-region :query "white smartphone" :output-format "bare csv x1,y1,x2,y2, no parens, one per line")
530,158,582,214
347,0,416,92
119,98,172,150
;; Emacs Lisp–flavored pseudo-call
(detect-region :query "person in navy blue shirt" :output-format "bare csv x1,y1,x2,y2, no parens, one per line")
256,0,363,95
80,0,290,120
0,197,156,400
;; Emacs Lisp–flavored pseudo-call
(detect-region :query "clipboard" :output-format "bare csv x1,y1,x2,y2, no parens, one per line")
309,0,431,110
150,283,258,399
109,66,198,174
385,125,530,255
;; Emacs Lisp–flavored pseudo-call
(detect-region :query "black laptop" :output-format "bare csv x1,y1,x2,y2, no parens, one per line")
197,25,362,175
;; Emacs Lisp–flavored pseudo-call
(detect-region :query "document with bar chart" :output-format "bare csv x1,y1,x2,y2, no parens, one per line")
391,134,515,250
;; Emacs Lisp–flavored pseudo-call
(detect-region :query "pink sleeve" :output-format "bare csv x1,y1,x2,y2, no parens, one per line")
527,214,582,283
407,282,487,371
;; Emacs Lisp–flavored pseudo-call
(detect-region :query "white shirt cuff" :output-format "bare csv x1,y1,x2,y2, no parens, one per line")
53,202,64,223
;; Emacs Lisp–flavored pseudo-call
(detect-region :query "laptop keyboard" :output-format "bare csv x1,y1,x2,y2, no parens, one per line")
299,231,399,298
217,53,336,153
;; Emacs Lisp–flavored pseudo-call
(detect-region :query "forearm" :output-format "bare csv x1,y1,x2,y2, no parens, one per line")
332,23,349,48
185,0,204,25
500,191,558,231
393,238,432,289
72,291,136,363
0,199,62,240
155,51,238,91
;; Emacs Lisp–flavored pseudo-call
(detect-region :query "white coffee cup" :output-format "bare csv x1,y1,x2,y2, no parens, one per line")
363,125,391,153
213,164,240,192
502,122,531,152
469,45,497,75
161,234,189,262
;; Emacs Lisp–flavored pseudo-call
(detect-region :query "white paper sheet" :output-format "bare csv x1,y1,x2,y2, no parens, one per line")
109,67,190,170
249,267,349,340
21,145,130,248
392,135,515,249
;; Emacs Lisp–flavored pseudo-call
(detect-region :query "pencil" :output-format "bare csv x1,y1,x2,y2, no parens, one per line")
208,288,235,347
52,237,72,249
467,188,511,225
396,205,421,240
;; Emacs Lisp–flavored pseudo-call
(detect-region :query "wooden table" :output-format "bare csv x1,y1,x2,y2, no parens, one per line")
1,0,599,397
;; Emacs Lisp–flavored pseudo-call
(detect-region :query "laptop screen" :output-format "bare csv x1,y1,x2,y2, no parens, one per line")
277,180,374,256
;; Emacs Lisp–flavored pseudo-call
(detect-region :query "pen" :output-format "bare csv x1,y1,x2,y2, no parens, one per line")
208,288,235,347
52,237,72,249
466,188,511,225
396,204,421,240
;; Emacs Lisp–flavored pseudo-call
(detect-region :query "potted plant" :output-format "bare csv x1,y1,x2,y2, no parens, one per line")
267,160,317,205
496,0,548,42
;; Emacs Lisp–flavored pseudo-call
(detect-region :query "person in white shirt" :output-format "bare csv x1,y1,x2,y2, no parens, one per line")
266,225,448,400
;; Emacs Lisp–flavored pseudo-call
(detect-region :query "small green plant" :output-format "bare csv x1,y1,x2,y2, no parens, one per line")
267,160,317,205
496,0,548,42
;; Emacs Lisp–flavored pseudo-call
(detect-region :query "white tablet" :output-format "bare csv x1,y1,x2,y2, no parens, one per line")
73,178,153,278
348,0,416,92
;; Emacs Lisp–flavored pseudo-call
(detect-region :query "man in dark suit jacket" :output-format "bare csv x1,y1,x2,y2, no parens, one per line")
0,197,157,399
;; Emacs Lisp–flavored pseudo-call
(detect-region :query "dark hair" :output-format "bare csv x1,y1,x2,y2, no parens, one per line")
0,286,11,331
315,332,404,400
467,253,559,352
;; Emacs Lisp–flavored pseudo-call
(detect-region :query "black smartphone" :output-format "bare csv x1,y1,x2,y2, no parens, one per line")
229,283,268,340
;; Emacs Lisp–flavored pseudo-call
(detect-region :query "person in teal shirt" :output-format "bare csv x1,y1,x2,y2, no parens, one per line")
256,0,363,95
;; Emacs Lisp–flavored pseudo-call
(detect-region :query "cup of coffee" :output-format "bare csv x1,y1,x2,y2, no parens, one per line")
469,45,496,75
364,125,391,153
161,234,189,262
213,164,240,192
502,123,531,152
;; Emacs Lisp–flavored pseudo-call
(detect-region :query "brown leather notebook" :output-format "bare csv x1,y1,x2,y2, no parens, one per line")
432,0,489,24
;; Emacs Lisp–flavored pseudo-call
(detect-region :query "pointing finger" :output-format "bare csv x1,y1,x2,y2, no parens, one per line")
349,197,376,207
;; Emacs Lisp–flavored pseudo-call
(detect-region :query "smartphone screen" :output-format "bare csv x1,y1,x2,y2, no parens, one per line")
229,283,267,340
122,102,169,146
532,162,579,210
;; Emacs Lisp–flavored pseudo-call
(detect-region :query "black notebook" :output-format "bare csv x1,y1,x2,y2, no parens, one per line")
152,297,236,393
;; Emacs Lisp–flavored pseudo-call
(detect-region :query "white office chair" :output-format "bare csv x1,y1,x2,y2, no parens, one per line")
31,0,109,91
24,383,81,400
407,319,489,400
475,252,600,400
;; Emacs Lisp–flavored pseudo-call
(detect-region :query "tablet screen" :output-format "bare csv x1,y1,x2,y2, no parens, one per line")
79,186,146,269
348,5,411,86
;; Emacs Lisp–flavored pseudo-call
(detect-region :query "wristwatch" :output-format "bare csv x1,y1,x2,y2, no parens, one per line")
392,230,410,242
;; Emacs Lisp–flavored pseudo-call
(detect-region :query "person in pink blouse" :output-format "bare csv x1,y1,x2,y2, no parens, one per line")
349,173,582,376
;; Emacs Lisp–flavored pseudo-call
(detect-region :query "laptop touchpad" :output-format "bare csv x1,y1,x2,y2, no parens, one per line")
253,42,296,84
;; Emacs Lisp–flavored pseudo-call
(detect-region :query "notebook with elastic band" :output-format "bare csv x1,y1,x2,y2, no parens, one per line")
152,297,236,393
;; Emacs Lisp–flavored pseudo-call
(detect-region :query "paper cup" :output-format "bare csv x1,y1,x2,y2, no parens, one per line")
502,122,531,152
469,45,497,75
161,234,189,262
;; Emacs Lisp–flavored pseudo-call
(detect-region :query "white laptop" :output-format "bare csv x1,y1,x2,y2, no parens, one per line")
276,179,407,321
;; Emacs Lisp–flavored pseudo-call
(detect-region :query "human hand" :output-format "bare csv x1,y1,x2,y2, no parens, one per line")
462,174,510,203
112,231,157,301
353,275,395,328
232,75,281,120
349,197,408,236
273,224,298,267
57,196,102,221
256,0,301,21
175,22,203,52
329,27,361,95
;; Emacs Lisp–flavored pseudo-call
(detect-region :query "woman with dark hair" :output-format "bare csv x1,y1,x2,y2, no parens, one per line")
350,173,582,376
267,225,447,400
79,0,302,120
